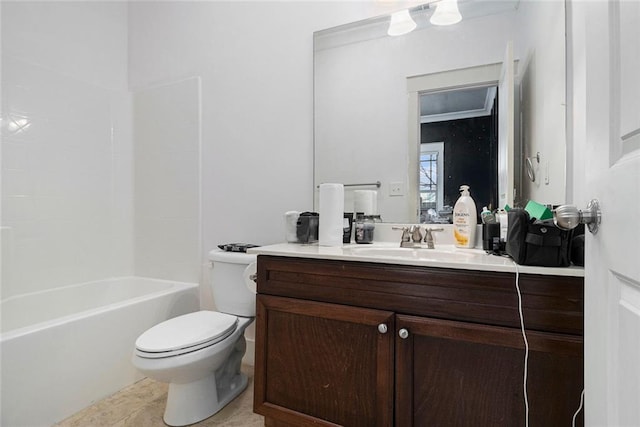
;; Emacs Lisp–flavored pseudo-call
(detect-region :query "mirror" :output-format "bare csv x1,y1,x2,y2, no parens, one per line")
314,0,567,223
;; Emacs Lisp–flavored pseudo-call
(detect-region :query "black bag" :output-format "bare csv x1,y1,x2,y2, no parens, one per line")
505,208,573,267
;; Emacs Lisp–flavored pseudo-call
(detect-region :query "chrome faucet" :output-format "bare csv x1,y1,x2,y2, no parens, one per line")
423,227,444,249
409,225,423,243
392,226,413,248
394,225,443,248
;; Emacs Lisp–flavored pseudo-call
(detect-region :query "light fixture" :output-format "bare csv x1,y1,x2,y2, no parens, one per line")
388,9,417,36
430,0,462,26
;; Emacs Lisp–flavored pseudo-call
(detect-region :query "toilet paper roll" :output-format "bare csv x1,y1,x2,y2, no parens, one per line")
354,190,377,216
318,183,344,247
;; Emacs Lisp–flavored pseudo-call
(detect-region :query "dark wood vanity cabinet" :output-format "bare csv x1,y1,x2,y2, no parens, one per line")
395,315,583,426
254,255,584,427
254,295,394,427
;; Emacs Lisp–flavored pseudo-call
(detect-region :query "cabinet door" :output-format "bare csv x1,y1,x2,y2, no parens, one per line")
395,315,583,427
254,295,395,427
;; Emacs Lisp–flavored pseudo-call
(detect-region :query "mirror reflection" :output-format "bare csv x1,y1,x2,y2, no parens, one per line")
419,85,498,223
314,0,567,223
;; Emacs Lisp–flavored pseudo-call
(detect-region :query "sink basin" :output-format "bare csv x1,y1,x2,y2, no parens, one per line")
343,246,483,262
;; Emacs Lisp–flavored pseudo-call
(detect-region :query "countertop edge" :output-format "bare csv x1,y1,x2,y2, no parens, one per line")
248,243,585,278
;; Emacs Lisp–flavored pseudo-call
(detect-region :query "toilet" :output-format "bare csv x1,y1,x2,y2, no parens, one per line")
132,250,257,426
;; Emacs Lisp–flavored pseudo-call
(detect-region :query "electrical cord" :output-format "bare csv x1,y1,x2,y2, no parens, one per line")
513,261,530,427
572,389,585,427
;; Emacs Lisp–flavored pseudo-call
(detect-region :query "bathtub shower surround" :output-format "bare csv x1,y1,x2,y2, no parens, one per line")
133,77,201,283
1,2,202,299
1,2,133,298
0,277,199,426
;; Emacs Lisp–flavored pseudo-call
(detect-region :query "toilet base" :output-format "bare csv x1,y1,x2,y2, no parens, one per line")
163,371,248,426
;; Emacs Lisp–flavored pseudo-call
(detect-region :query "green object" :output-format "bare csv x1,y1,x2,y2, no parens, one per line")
524,200,553,220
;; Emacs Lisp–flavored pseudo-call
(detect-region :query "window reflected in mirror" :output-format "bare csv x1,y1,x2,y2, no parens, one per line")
419,142,444,223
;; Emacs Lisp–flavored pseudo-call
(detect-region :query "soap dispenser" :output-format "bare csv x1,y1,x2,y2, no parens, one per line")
453,185,477,248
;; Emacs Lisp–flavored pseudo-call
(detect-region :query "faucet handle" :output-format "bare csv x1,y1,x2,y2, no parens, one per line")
423,227,444,248
392,226,411,242
424,227,444,233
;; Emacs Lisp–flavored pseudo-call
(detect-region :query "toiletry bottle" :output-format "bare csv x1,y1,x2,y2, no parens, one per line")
453,185,477,248
480,206,496,224
496,209,508,241
355,215,375,244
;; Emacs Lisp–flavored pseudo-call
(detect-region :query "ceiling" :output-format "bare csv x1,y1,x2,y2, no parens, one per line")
420,85,497,123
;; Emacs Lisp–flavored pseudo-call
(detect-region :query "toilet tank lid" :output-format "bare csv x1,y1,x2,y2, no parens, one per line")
208,249,257,264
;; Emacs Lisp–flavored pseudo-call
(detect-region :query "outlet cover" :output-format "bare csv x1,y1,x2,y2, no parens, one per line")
389,181,405,196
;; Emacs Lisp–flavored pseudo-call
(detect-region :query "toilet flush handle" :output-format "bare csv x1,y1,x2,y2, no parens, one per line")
243,262,258,294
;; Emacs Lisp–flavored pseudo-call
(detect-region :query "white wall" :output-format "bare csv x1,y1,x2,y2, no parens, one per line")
566,0,586,207
1,2,132,299
128,1,385,307
515,0,567,205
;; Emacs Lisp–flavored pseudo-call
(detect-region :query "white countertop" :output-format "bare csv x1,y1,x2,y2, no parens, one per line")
248,242,585,277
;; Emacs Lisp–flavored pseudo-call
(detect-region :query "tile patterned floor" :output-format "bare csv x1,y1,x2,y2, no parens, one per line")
55,366,264,426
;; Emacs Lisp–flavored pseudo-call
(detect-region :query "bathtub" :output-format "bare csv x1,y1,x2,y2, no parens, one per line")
0,276,200,427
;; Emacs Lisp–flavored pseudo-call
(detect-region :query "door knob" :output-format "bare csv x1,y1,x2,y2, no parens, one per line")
398,328,409,339
378,323,388,334
553,199,601,234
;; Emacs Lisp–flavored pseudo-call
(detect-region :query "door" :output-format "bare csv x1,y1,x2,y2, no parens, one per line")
498,41,515,210
577,1,640,425
254,295,395,427
395,315,583,426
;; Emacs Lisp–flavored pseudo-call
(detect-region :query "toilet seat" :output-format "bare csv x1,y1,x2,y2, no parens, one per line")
135,311,238,359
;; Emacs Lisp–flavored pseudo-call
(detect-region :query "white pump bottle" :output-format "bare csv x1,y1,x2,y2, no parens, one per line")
453,185,477,248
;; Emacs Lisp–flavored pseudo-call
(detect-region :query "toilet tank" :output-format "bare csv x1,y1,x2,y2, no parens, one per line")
208,250,257,317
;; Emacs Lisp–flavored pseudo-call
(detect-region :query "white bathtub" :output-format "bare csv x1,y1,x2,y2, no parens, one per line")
0,276,200,427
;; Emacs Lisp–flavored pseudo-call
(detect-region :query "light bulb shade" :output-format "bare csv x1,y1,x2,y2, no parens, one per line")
388,10,417,36
430,0,462,26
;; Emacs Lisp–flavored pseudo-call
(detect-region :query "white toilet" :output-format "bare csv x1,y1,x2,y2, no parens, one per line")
132,250,257,426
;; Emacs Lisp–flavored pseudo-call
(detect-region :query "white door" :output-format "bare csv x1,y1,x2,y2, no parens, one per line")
577,0,640,425
498,41,515,210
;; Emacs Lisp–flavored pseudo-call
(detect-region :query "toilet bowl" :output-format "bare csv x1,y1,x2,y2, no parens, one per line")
132,250,257,426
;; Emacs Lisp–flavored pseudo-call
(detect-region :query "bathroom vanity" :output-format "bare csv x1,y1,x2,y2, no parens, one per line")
251,244,584,427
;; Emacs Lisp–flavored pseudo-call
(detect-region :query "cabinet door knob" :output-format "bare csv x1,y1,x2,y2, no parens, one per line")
398,328,409,339
378,323,388,334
